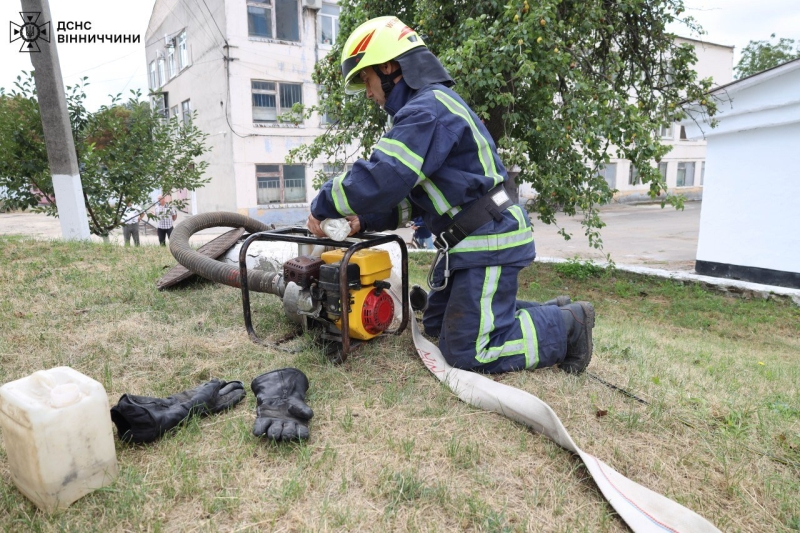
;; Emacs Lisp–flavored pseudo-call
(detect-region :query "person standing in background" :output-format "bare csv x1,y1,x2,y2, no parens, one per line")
121,203,144,247
410,216,434,249
153,195,177,246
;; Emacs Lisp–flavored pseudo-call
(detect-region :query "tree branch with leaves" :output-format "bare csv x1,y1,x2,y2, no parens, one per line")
0,72,210,237
735,34,800,79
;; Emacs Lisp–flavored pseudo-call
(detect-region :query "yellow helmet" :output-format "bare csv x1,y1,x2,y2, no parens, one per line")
340,16,426,95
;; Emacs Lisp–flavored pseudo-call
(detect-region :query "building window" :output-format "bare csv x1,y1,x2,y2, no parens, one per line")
700,161,705,186
658,162,668,180
170,105,178,120
252,80,302,123
247,0,299,41
322,163,353,181
248,2,270,38
178,31,188,70
256,164,306,204
152,93,169,120
318,85,338,125
322,163,342,181
320,103,332,125
167,42,176,79
149,61,157,89
676,162,695,187
628,165,640,185
181,99,191,124
679,126,687,140
659,123,673,139
157,56,166,87
597,163,617,189
319,3,340,45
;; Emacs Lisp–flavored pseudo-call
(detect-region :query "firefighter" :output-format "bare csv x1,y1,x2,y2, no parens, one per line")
307,16,594,375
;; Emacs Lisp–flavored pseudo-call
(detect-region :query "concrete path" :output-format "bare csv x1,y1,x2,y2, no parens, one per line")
0,210,223,247
394,201,702,272
531,201,702,271
1,203,700,270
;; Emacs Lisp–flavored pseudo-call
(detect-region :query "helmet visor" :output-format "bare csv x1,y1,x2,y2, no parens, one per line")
344,77,367,95
342,53,368,94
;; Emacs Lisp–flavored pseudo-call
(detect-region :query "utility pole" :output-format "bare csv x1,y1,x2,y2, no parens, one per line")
20,0,90,240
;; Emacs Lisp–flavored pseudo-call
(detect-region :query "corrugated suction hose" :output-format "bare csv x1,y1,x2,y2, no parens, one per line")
169,211,283,295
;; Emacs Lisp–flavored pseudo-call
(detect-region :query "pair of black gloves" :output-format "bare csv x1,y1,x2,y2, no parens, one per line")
110,368,313,444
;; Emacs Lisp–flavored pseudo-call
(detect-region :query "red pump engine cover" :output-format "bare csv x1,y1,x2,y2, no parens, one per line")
361,289,394,334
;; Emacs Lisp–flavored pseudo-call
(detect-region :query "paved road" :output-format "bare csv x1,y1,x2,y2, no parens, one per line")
395,201,701,272
530,201,701,271
0,201,701,271
0,210,213,247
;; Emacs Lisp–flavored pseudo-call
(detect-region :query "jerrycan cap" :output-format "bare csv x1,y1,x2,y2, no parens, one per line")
49,383,82,408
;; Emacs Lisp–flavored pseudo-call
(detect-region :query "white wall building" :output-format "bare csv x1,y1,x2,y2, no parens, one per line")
681,58,800,289
146,0,341,225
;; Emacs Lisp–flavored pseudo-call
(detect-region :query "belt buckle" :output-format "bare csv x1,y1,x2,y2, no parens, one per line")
435,224,467,249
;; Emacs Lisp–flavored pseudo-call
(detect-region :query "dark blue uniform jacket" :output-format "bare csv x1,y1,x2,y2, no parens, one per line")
311,79,535,271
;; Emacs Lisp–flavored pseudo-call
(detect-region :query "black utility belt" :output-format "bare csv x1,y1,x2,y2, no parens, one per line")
434,184,514,249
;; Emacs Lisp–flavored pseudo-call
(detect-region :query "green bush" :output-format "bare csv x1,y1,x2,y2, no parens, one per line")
551,258,606,280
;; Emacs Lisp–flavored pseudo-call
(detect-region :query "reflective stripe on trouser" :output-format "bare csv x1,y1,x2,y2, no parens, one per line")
422,262,567,374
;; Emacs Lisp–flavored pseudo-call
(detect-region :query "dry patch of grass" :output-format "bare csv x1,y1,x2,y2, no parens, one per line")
0,238,798,532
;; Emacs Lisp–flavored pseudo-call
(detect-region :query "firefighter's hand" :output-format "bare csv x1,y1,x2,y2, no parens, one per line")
307,214,325,237
346,215,361,236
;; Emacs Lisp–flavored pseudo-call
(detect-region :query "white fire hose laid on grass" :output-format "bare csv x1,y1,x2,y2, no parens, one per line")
409,315,720,533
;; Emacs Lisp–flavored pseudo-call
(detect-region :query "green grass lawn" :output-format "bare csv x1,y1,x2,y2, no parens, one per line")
1,237,798,532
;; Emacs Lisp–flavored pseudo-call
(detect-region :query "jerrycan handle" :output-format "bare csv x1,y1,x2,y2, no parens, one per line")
31,370,57,390
31,370,83,408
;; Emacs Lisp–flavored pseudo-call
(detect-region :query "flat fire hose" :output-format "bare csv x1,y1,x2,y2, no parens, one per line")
409,315,720,533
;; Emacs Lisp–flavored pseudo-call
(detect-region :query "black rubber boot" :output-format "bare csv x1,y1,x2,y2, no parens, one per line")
559,302,595,374
544,296,571,307
251,368,313,441
516,296,571,310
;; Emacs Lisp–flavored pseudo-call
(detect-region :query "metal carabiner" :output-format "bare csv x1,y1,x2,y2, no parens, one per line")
427,233,451,292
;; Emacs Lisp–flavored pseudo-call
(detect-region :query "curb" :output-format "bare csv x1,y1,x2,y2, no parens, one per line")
536,256,800,307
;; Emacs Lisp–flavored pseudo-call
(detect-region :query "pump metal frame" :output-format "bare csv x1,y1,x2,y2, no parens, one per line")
239,227,409,363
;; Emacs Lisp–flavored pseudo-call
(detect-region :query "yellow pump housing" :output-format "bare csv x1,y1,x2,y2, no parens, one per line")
321,248,394,340
321,248,392,284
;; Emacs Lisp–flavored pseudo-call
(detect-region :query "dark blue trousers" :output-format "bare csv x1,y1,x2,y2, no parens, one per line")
422,263,566,374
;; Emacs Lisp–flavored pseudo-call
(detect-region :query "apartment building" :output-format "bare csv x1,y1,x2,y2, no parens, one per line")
518,37,735,204
606,37,735,202
145,0,340,224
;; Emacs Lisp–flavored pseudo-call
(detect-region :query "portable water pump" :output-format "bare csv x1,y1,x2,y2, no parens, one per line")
239,227,409,364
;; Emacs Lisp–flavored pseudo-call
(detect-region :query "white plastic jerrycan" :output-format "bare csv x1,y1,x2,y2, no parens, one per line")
0,366,118,512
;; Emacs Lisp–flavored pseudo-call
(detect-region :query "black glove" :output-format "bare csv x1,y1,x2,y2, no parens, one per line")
110,379,246,444
251,368,313,441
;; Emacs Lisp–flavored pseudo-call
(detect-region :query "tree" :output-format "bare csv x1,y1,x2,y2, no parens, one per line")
735,34,800,79
289,0,717,246
0,72,209,237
